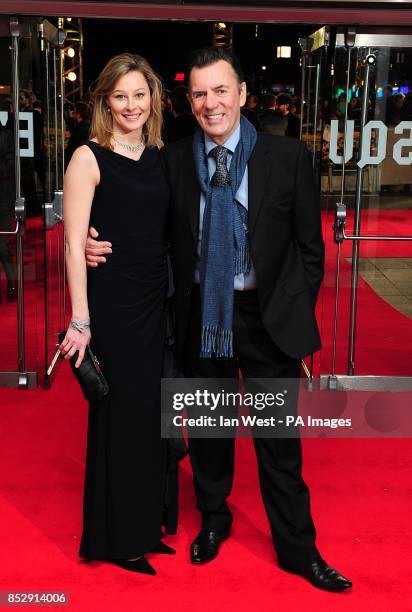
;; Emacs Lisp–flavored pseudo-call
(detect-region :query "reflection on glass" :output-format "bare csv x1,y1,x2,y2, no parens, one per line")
0,60,18,370
315,41,412,377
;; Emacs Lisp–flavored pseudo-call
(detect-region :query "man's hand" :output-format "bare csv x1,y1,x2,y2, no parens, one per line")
85,226,112,267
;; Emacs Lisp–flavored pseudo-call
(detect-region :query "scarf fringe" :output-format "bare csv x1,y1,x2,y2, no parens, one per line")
234,245,250,276
200,325,233,358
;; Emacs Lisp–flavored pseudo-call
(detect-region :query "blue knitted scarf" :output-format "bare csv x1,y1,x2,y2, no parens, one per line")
192,115,257,358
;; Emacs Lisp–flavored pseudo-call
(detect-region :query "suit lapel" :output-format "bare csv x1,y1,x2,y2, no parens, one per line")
248,136,271,234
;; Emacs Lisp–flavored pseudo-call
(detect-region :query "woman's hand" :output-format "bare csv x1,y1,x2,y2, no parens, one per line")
60,327,91,368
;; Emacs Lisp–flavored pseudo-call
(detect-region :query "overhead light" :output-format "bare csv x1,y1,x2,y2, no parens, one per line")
67,72,77,82
66,47,75,58
276,46,292,59
261,65,267,71
217,22,227,30
66,17,72,22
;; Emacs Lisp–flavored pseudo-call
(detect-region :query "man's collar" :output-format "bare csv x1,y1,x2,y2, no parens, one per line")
204,123,241,155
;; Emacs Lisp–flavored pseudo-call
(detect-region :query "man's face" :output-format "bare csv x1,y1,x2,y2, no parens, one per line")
276,103,289,116
19,93,29,107
188,60,246,145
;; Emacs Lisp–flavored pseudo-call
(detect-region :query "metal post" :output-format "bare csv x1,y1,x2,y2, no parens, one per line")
10,18,26,376
299,53,307,141
312,61,321,166
306,66,312,137
58,46,65,185
57,43,67,331
339,46,352,203
330,45,352,380
44,39,52,203
347,49,372,376
53,47,59,191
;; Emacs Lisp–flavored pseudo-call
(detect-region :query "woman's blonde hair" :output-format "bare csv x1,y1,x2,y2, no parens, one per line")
89,53,163,149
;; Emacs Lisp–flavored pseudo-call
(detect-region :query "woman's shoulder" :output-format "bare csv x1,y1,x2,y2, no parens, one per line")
69,143,99,165
65,143,100,184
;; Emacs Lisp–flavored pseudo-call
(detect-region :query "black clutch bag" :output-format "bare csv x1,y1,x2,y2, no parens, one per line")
58,332,109,403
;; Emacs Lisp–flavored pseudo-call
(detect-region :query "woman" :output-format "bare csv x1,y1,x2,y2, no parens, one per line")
60,54,175,575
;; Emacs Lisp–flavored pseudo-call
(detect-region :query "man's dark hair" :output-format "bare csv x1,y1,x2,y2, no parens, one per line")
261,93,277,110
75,102,91,123
170,86,191,115
186,46,244,84
276,93,292,108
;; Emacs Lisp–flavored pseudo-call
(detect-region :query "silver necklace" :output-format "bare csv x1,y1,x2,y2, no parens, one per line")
112,136,145,153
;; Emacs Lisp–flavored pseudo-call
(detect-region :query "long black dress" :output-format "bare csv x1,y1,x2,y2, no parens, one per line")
79,141,170,560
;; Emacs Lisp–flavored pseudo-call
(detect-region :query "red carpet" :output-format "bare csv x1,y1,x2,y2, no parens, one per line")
1,370,412,610
317,209,412,376
0,217,45,372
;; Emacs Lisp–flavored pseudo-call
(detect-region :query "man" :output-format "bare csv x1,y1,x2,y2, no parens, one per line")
259,92,288,136
85,47,351,592
164,86,198,144
275,93,300,139
65,102,91,168
241,93,260,130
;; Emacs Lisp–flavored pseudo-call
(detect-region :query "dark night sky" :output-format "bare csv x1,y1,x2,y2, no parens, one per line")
82,19,313,93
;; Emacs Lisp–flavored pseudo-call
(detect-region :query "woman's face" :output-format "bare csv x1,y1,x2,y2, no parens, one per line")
107,70,151,136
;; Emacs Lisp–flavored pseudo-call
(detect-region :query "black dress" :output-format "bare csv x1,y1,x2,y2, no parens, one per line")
79,141,170,560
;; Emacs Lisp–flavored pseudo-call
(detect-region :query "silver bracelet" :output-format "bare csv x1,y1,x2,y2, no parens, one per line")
70,318,90,333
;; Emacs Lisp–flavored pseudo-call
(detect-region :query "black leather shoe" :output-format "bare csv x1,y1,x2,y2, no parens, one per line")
191,528,230,564
150,541,176,555
112,556,156,575
279,558,352,592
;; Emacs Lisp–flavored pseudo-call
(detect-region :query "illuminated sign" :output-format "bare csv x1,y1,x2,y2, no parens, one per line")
329,119,412,167
0,111,34,157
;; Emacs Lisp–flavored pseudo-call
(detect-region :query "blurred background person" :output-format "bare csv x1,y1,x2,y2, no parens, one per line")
259,93,287,136
245,93,259,111
32,99,45,195
348,96,362,129
164,85,197,143
276,93,300,138
386,92,405,126
242,93,260,129
65,102,91,167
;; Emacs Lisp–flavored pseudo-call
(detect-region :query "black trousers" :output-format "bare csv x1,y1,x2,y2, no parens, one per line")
182,285,319,567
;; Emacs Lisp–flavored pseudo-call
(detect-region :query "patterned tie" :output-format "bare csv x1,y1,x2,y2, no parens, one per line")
209,145,230,187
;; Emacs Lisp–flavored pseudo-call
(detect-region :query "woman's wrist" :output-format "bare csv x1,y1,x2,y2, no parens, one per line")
70,318,91,333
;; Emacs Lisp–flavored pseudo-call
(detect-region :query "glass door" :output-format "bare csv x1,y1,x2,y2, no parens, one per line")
40,19,67,386
302,27,412,390
0,16,39,388
299,26,330,190
0,16,67,389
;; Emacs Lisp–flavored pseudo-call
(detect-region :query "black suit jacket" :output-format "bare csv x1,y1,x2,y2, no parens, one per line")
162,132,325,360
